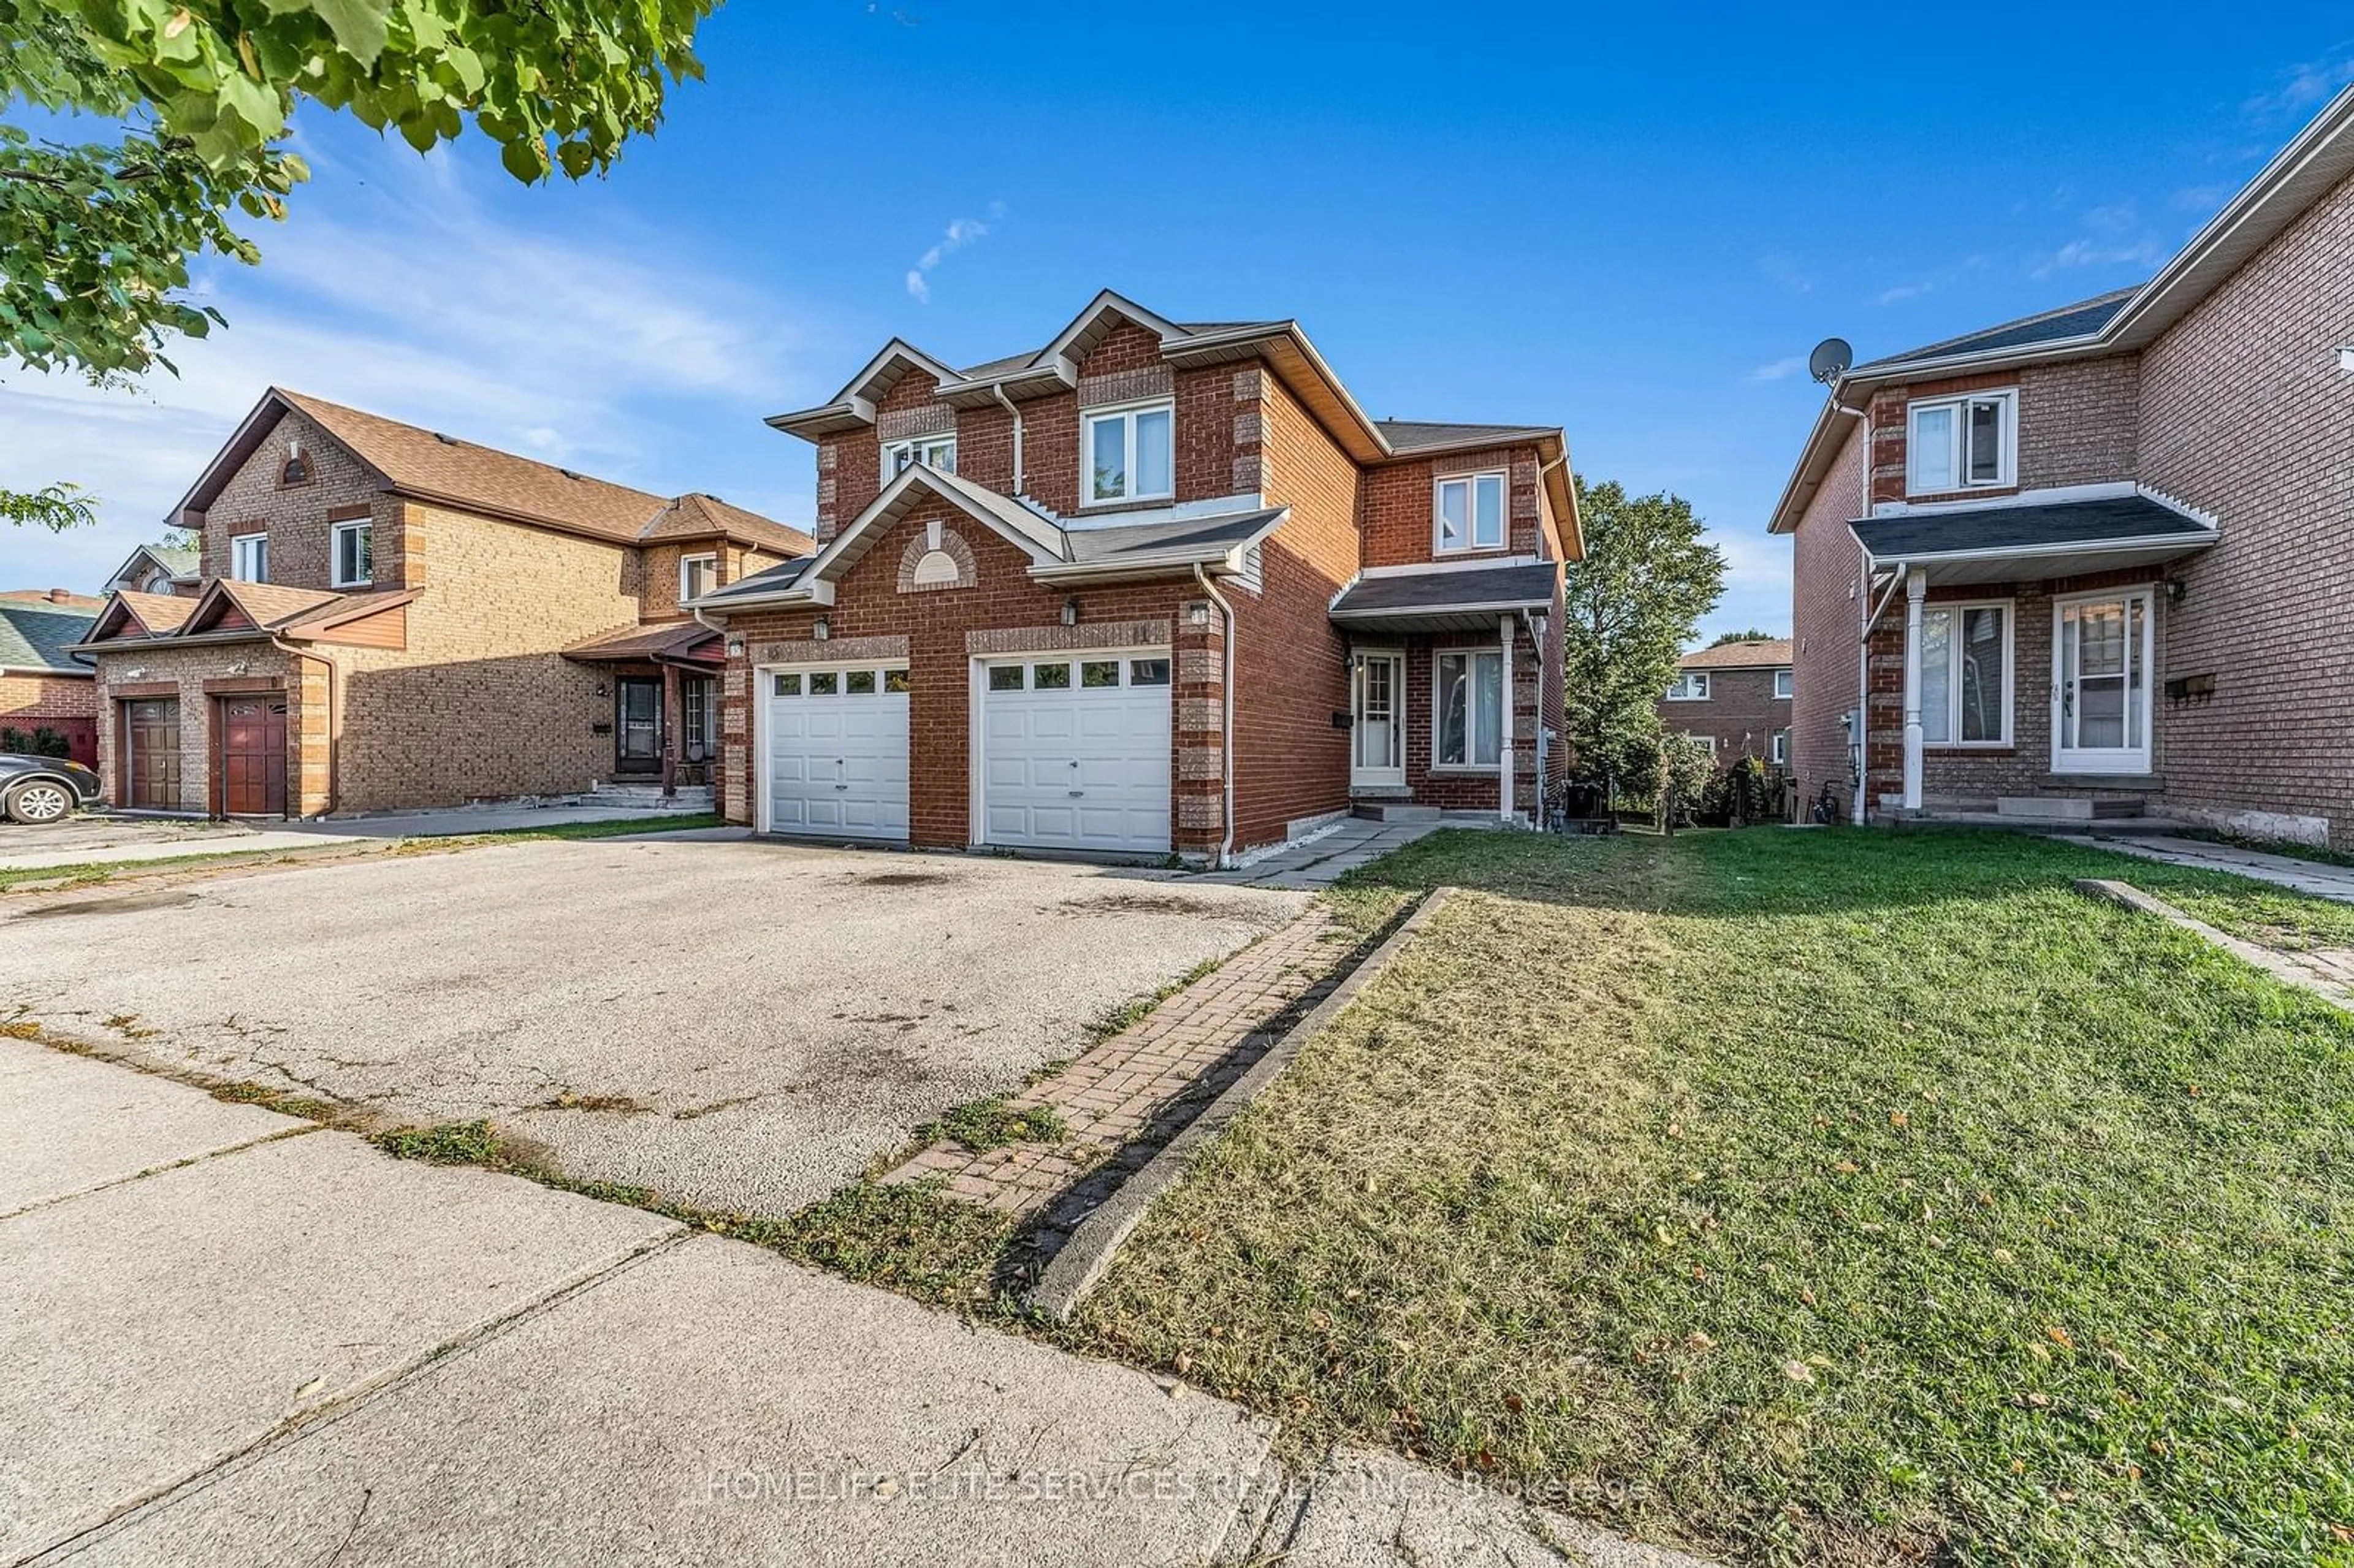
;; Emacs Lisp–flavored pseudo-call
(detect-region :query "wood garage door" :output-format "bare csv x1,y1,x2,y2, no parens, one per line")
123,699,180,811
978,652,1172,853
218,696,288,817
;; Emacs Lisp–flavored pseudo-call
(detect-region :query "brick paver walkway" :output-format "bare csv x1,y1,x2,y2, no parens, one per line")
880,904,1353,1216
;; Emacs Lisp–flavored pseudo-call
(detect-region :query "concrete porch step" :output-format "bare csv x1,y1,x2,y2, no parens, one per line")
1351,803,1442,823
1997,796,2146,822
581,783,715,811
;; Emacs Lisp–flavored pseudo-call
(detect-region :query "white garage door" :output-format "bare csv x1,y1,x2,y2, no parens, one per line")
763,664,910,840
979,652,1172,853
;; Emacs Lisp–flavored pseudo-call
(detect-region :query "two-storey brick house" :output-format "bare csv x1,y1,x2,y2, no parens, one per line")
77,389,810,817
1773,88,2354,845
1659,639,1793,769
691,291,1580,864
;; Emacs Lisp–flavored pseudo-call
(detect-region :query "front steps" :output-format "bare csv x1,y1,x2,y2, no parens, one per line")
581,782,715,812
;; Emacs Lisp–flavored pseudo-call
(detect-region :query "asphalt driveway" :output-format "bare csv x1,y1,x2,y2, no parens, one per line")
0,839,1308,1214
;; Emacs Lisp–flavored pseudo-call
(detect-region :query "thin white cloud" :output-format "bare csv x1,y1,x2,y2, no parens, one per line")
2032,236,2166,279
2244,50,2354,118
0,139,828,590
1747,354,1807,383
904,203,1007,303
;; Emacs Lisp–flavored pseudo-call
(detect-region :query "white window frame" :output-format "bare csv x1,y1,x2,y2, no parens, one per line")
882,433,958,482
1664,672,1710,702
1770,729,1789,766
1433,470,1508,554
230,532,269,584
1773,668,1794,700
1906,389,2017,496
330,518,373,588
1919,597,2016,749
1431,647,1504,771
1080,398,1175,506
679,552,719,603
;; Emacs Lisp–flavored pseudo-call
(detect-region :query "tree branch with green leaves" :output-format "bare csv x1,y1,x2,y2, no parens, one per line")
0,0,717,525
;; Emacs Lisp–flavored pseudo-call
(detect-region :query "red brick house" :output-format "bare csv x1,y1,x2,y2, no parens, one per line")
75,389,810,818
1773,88,2354,845
692,291,1580,864
0,590,101,766
1659,638,1792,769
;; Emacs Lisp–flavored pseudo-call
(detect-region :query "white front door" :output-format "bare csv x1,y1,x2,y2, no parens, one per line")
1350,652,1404,788
977,652,1171,853
761,663,911,839
2052,590,2154,774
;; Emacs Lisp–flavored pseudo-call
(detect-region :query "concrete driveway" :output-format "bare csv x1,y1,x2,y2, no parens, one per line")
0,838,1306,1214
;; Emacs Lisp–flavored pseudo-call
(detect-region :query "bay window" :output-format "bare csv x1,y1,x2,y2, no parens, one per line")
1918,601,2012,746
1434,649,1503,768
1083,400,1173,504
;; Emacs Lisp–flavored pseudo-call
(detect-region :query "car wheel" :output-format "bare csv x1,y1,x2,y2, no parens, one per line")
3,779,75,825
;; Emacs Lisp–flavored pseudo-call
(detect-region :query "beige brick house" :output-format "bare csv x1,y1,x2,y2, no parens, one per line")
1773,87,2354,845
690,290,1579,864
78,389,810,818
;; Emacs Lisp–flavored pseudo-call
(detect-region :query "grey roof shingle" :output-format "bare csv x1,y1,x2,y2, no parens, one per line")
956,321,1283,382
1063,508,1287,563
693,555,815,604
1848,495,2211,558
1374,419,1555,453
1330,563,1559,616
0,601,97,673
1854,287,2139,373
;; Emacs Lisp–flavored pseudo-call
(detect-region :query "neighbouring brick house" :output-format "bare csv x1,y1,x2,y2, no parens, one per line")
1659,638,1792,769
691,291,1580,864
0,590,101,766
1773,87,2354,845
76,389,810,818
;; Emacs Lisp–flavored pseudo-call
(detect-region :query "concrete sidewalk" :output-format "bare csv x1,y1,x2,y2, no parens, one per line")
0,1037,1709,1567
2067,832,2354,904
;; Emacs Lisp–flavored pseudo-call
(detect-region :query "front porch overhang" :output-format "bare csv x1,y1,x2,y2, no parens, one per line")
1327,561,1557,636
1850,492,2219,588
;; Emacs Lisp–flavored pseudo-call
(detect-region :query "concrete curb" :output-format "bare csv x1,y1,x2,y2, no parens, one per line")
2073,878,2353,1012
1027,886,1458,1322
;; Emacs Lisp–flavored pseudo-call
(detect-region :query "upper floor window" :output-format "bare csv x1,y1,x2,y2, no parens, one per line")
332,519,373,588
278,449,310,486
1434,471,1507,553
1773,668,1794,699
230,533,269,584
883,435,956,481
1665,672,1709,701
680,553,719,603
1084,400,1173,504
1907,390,2015,495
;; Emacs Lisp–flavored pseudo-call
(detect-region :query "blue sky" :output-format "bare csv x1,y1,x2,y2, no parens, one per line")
6,4,2350,642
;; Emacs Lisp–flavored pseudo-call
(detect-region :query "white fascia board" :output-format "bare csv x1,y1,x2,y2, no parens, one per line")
1868,482,2139,518
1857,530,2217,571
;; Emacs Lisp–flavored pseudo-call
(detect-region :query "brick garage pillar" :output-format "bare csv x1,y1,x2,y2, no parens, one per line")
1174,598,1227,861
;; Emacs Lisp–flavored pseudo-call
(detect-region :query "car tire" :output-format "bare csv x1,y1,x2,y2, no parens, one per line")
2,778,75,826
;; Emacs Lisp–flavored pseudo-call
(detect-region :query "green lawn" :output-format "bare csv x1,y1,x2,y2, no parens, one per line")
1074,828,2354,1566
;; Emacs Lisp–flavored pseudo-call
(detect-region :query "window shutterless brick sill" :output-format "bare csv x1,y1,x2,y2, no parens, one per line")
1925,747,2017,756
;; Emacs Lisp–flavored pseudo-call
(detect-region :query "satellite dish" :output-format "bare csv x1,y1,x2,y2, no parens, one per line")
1808,337,1853,385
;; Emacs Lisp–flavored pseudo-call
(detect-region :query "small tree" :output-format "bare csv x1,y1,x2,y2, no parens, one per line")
1561,477,1726,790
1656,731,1713,830
1708,627,1781,647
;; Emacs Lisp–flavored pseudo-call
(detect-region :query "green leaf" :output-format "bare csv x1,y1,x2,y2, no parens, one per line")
444,44,485,95
498,135,547,183
306,0,394,67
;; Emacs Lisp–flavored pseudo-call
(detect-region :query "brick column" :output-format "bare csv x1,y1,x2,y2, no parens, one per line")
1174,598,1227,862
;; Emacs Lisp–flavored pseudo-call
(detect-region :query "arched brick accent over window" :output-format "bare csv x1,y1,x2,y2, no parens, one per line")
895,522,978,593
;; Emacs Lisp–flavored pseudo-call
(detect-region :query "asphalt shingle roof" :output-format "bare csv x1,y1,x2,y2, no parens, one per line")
1855,287,2139,372
1680,638,1792,671
1330,563,1558,616
693,556,816,604
1373,419,1556,453
0,601,97,673
1062,508,1287,563
1848,495,2211,558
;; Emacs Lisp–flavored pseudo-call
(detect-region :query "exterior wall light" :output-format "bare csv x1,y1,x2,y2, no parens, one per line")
1060,595,1080,627
812,615,831,641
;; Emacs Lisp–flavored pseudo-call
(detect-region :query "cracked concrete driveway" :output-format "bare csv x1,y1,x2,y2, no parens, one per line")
0,839,1307,1214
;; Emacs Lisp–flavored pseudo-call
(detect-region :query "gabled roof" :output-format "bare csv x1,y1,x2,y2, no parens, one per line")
1680,638,1793,671
104,544,199,588
637,493,815,556
169,389,805,554
1375,419,1561,455
181,578,344,637
1770,85,2354,535
0,589,105,611
88,590,196,643
0,599,98,674
80,582,416,651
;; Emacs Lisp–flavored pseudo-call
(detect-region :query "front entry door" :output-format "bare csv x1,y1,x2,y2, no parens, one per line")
1350,652,1405,788
124,698,181,810
2052,590,2154,774
615,678,663,775
218,696,288,816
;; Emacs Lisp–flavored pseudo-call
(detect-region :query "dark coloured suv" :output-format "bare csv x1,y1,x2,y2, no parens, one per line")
0,753,101,825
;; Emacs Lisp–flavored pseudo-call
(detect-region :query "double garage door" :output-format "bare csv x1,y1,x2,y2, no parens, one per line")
760,652,1172,854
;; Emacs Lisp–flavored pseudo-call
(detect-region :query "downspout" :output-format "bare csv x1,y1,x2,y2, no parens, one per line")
266,633,338,818
1192,562,1236,868
1522,608,1548,830
992,384,1026,497
1832,392,1871,826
